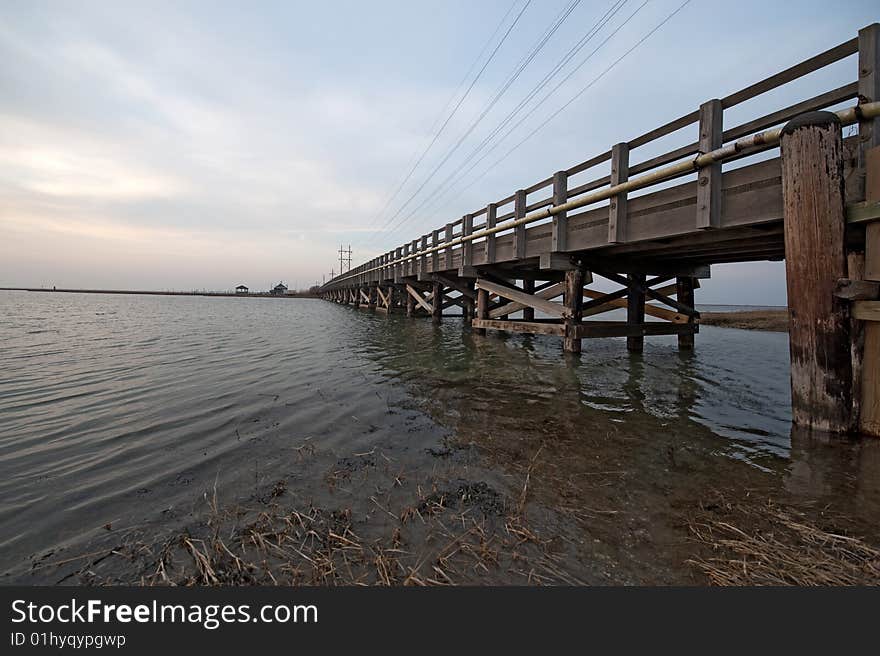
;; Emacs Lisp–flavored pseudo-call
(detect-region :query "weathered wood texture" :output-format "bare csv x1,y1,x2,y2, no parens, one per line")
780,112,852,433
626,273,646,352
563,269,584,353
861,144,880,435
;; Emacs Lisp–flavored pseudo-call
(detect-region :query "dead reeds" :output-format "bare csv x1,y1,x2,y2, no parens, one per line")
687,501,880,585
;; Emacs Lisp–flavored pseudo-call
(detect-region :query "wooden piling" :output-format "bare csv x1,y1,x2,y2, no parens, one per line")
780,111,853,433
676,277,695,350
432,281,443,324
563,269,584,353
627,273,646,352
522,279,535,321
475,288,488,336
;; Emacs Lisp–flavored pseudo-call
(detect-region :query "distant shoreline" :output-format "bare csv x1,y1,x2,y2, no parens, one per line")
700,310,789,332
0,287,318,299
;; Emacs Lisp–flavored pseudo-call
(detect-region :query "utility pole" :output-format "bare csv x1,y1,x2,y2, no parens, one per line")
338,244,352,274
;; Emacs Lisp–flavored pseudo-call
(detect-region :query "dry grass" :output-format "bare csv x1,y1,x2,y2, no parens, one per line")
687,501,880,585
700,310,789,332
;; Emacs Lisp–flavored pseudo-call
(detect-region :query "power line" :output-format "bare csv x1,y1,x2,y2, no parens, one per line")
455,0,694,204
358,0,523,236
364,0,581,248
377,0,634,245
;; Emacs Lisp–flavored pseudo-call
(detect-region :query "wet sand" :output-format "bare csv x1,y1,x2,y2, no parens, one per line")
700,310,789,332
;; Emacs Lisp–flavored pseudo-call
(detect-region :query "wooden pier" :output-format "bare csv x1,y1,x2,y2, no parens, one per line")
321,24,880,438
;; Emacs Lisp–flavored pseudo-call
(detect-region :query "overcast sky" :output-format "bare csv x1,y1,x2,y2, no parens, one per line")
0,0,875,301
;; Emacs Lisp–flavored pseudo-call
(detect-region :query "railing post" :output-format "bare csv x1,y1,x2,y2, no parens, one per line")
410,239,418,277
431,229,440,273
696,99,723,229
462,214,473,267
485,203,497,263
420,234,428,275
444,223,454,270
551,171,568,252
608,143,629,243
514,189,527,259
402,243,409,280
780,111,852,433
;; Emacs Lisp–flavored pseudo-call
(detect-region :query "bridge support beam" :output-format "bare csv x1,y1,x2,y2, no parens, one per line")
780,111,853,434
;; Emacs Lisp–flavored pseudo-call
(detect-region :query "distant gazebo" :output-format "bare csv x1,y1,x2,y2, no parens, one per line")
271,282,288,296
235,284,248,295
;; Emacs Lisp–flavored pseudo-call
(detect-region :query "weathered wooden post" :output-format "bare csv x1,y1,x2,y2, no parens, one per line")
522,279,535,321
432,281,443,324
780,111,852,433
463,280,475,325
627,273,646,352
368,285,377,309
563,269,584,353
676,276,695,350
475,287,488,336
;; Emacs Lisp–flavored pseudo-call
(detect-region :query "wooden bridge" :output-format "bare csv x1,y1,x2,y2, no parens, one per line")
320,23,880,438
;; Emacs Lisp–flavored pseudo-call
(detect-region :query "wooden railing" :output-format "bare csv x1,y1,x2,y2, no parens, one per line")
322,25,876,290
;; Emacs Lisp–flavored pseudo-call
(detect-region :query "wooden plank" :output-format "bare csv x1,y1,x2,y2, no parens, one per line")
514,189,527,259
476,278,570,319
575,321,698,339
473,318,565,336
582,285,686,322
608,143,629,243
405,284,433,314
866,150,880,283
539,253,576,270
696,99,723,229
834,278,880,300
721,37,857,108
862,141,880,435
724,82,858,143
849,200,880,225
781,112,852,432
552,171,568,252
488,282,565,319
854,301,880,321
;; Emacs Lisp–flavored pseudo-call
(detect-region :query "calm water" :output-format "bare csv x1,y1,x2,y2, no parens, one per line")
1,290,878,583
